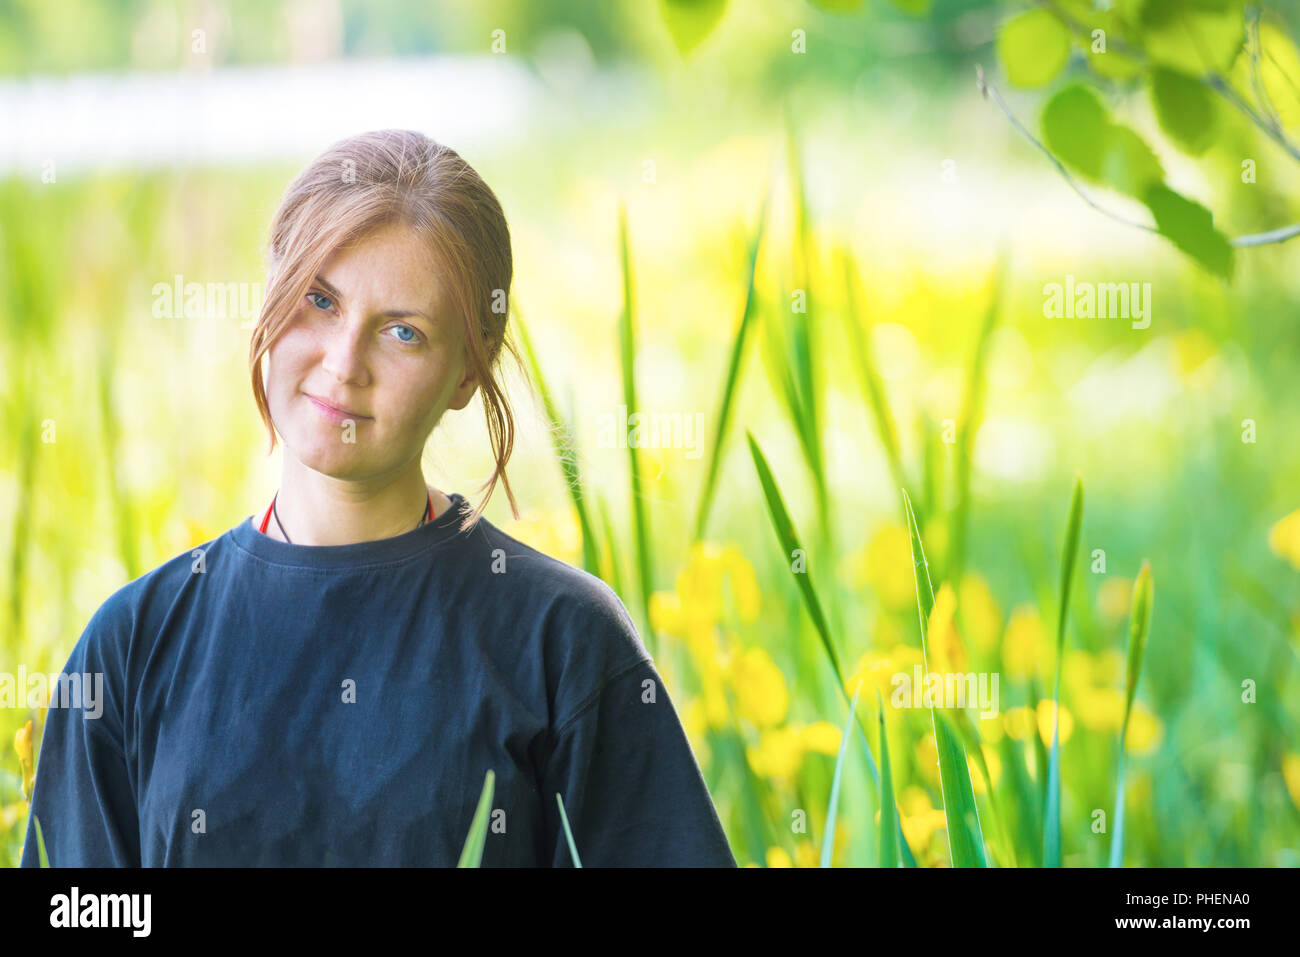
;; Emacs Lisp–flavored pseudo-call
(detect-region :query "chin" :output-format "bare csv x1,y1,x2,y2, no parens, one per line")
287,427,370,476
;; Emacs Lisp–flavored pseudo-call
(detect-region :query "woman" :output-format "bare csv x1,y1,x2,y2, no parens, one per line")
22,130,735,867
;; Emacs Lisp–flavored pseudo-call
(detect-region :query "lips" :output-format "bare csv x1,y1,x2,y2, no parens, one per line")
306,394,371,420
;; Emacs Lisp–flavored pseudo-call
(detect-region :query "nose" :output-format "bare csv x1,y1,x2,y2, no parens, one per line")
319,319,370,386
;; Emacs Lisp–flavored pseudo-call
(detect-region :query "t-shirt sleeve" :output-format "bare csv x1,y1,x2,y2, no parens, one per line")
539,657,737,867
20,598,140,868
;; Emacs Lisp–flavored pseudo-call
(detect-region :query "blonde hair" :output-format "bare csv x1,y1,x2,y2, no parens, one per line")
249,129,521,533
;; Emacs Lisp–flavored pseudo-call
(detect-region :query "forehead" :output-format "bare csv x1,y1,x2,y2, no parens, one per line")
319,222,443,305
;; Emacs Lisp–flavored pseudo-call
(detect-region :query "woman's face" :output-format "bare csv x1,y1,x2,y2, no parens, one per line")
265,221,476,481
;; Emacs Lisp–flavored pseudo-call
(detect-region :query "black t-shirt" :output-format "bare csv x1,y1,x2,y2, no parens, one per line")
21,492,736,867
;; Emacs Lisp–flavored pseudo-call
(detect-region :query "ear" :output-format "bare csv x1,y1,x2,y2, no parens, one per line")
447,367,478,412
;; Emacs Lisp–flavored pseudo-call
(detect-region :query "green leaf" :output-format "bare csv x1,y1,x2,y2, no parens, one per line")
694,188,770,542
33,814,49,868
902,488,987,867
1139,0,1244,74
876,689,900,868
1042,85,1164,197
457,769,495,867
1099,126,1165,197
810,0,865,11
1083,12,1145,81
1150,67,1218,155
617,203,657,654
1044,477,1083,868
1111,560,1154,867
998,9,1073,88
514,310,601,576
556,792,583,867
1042,85,1111,180
747,431,842,683
1144,184,1235,279
821,679,862,868
888,0,931,13
660,0,727,56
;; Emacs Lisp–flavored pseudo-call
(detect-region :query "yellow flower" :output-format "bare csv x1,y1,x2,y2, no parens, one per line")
746,727,804,782
958,574,1002,655
1002,705,1035,741
649,590,684,637
1075,686,1125,733
793,839,819,869
720,546,761,623
700,658,730,731
1097,578,1133,626
897,786,948,850
729,646,789,728
1092,648,1125,686
927,582,969,674
799,721,841,756
14,719,34,802
1002,605,1052,680
1036,700,1074,747
766,846,794,868
968,745,1002,795
977,710,1004,743
675,543,728,628
845,652,897,702
1123,702,1163,755
1268,509,1300,570
857,523,915,610
915,733,940,787
1282,753,1300,812
1,801,29,830
682,698,708,746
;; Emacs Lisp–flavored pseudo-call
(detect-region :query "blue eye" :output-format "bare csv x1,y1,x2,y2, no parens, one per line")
308,292,334,311
390,325,419,344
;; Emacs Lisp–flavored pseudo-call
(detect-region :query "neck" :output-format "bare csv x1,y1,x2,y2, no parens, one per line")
266,458,436,546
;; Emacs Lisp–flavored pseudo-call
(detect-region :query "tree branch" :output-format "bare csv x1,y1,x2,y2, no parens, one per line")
977,66,1300,248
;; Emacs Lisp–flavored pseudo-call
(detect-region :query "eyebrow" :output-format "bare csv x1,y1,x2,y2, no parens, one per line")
313,275,433,323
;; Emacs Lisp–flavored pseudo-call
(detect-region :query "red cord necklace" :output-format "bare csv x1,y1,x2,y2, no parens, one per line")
259,489,434,543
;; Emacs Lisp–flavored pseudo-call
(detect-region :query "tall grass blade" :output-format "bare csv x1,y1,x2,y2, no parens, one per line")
616,202,656,655
821,679,862,868
876,689,900,868
747,430,917,865
948,255,1005,585
1044,476,1084,868
785,139,830,551
841,249,907,498
693,187,771,542
902,487,988,867
1110,560,1153,867
556,792,583,867
33,814,49,868
596,493,624,596
457,769,495,867
513,307,601,575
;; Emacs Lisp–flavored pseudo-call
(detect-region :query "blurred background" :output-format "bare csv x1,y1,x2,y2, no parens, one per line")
2,0,1298,868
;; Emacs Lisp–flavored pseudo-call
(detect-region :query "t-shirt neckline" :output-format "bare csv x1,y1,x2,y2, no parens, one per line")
229,491,473,569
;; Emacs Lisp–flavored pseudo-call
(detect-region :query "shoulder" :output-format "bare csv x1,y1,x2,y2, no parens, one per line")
468,516,651,722
70,530,230,668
